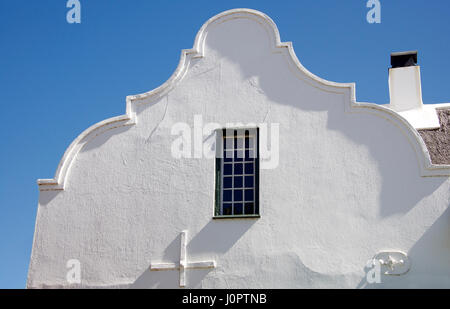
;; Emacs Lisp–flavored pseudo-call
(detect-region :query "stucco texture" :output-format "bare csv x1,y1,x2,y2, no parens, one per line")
28,9,450,289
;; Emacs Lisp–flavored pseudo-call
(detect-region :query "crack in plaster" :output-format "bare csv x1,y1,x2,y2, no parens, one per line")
146,96,169,144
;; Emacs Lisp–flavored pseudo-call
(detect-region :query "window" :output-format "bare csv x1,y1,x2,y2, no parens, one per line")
214,128,259,218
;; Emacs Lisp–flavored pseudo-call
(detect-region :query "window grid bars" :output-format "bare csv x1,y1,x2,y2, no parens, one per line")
221,132,257,216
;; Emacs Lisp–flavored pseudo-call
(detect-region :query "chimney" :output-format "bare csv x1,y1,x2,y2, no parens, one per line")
388,51,423,112
387,51,441,130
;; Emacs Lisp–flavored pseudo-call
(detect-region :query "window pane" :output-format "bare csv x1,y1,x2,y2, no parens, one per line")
234,176,243,188
223,204,232,215
224,150,233,162
223,177,232,189
217,128,259,217
234,190,243,201
223,190,232,202
234,203,243,215
245,149,255,159
245,203,254,214
224,137,234,150
234,163,243,175
224,164,233,175
244,176,254,187
234,150,244,161
235,137,244,149
244,189,254,201
245,136,255,148
244,162,254,174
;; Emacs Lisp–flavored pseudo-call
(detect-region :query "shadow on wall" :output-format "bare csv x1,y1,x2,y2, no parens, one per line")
42,18,447,217
204,18,447,217
326,112,447,217
131,219,256,288
81,125,133,153
39,190,61,206
407,206,450,287
356,207,450,288
132,235,181,288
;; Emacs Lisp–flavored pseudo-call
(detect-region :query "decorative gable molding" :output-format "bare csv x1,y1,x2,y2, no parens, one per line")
37,8,450,191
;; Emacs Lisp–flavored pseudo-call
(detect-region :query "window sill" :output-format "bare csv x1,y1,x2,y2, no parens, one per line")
213,215,260,220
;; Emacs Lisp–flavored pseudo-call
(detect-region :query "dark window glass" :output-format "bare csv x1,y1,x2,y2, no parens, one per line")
244,203,254,214
245,163,254,174
223,177,233,189
224,164,233,175
234,163,243,175
244,189,254,201
234,176,243,188
234,190,243,202
223,204,232,215
223,190,232,202
234,203,243,215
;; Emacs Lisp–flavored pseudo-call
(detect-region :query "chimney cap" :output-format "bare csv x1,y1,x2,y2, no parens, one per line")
391,50,418,68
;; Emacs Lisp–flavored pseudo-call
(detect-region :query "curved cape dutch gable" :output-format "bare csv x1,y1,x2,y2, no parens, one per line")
37,9,450,192
28,8,450,290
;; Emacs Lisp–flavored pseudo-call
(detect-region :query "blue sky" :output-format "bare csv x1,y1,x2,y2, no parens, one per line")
0,1,449,288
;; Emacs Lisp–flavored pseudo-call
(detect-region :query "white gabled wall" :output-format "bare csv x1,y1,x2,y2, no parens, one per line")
28,9,450,289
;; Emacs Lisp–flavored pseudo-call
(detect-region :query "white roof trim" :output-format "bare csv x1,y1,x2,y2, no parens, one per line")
382,102,450,130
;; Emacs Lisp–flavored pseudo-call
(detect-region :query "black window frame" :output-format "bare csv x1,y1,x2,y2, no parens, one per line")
214,127,260,219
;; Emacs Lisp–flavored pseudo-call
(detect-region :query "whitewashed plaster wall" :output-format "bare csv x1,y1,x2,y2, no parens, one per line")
28,9,450,288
